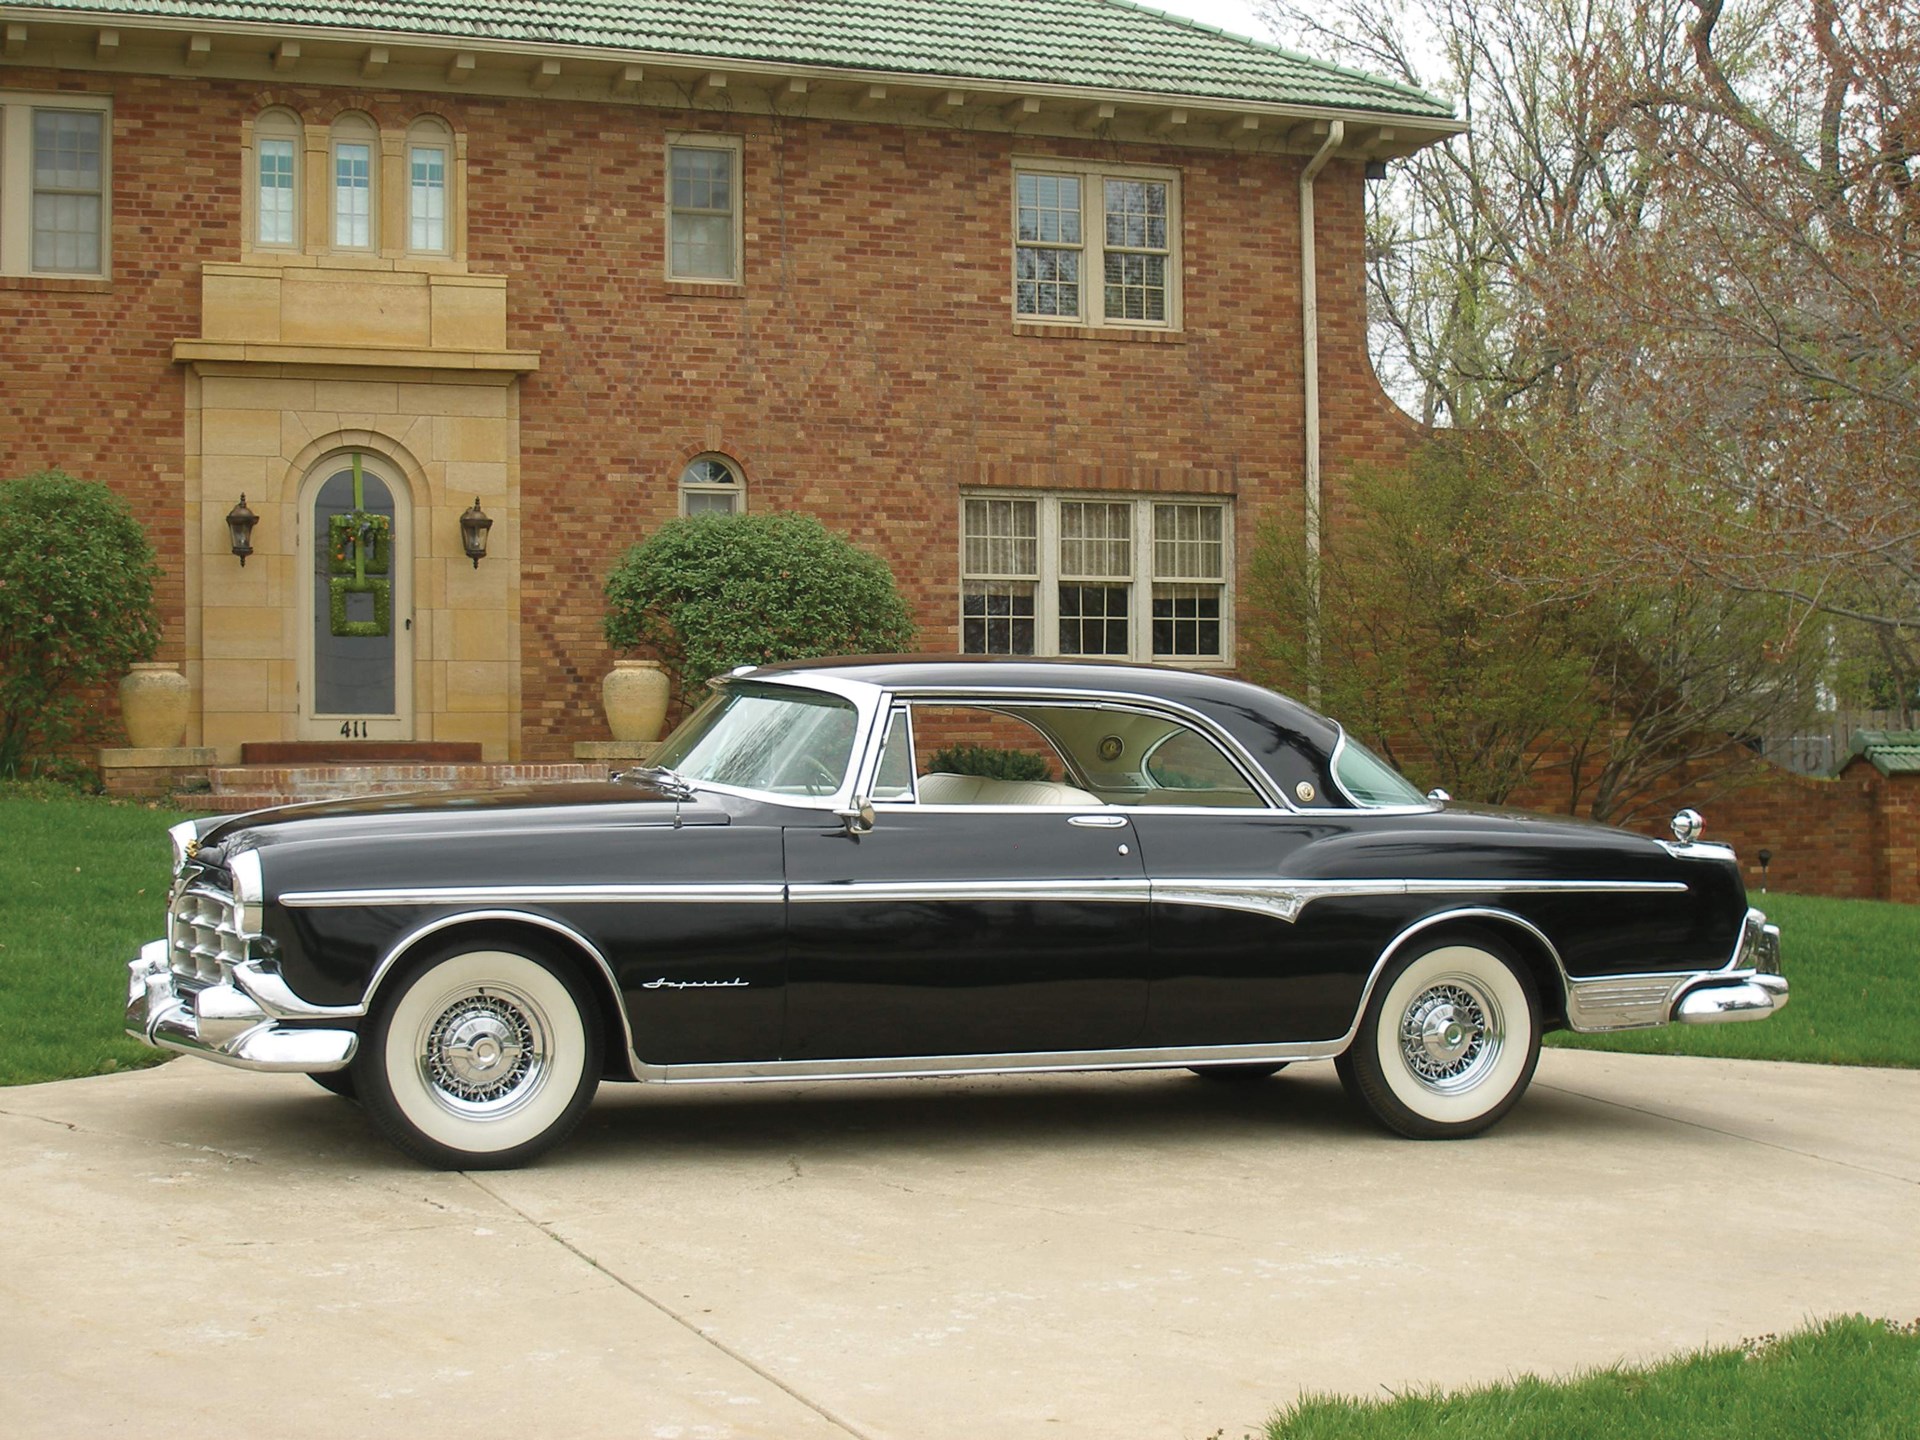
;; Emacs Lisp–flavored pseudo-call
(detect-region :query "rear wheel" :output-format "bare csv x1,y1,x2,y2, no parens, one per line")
356,940,602,1170
1338,936,1540,1140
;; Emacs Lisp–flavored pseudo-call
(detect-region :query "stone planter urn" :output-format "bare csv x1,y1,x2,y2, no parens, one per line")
602,659,670,742
119,662,191,750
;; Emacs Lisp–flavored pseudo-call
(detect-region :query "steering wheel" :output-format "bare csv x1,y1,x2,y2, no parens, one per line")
796,755,840,796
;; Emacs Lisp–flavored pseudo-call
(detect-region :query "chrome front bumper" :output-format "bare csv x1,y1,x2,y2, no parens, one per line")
125,940,358,1072
1564,907,1788,1031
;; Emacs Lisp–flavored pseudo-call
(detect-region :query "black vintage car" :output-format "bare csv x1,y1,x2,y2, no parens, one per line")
128,657,1786,1168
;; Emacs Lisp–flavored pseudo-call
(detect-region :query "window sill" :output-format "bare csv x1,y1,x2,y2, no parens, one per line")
0,275,112,294
1012,322,1185,344
664,279,745,299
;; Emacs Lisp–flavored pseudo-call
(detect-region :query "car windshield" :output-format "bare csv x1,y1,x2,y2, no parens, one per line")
1332,734,1428,808
650,681,858,798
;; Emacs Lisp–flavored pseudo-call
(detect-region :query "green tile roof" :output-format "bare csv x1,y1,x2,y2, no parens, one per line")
1850,731,1920,777
10,0,1455,118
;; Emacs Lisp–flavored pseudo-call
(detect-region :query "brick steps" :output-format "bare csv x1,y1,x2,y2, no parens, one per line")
187,761,615,812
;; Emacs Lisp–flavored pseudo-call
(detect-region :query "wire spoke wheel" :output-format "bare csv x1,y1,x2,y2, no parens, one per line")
1339,937,1540,1140
357,942,602,1169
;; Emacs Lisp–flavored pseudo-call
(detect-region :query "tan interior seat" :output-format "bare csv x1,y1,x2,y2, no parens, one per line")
915,772,1102,807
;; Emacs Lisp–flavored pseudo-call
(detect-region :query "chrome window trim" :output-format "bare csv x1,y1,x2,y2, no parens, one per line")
1320,728,1439,815
664,671,890,812
868,685,1291,811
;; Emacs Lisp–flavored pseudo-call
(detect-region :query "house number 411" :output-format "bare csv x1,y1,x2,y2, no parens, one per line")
339,720,370,739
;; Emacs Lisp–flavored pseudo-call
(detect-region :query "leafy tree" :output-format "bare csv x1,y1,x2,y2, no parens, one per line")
1247,438,1597,804
1246,439,1819,820
1264,0,1918,683
0,470,162,776
603,512,916,705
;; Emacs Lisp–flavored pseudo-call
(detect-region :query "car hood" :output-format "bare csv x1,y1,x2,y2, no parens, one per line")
196,781,730,855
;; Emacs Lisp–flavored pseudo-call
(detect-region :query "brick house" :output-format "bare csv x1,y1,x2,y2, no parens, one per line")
1,0,1457,765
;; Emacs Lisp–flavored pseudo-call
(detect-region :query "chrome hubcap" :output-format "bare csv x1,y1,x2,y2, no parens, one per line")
421,989,547,1115
1399,978,1502,1093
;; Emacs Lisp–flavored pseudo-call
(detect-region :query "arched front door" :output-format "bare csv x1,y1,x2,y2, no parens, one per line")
297,456,414,741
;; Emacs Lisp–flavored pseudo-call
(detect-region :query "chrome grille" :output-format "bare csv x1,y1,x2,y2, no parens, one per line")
168,882,250,986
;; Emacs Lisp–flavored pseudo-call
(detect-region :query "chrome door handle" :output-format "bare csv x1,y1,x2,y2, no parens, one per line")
1067,814,1128,828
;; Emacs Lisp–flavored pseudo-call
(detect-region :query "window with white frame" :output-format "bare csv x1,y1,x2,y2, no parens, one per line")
406,117,451,254
253,108,301,248
666,136,741,282
680,454,745,516
0,94,111,277
1013,160,1178,328
960,495,1228,662
330,112,377,250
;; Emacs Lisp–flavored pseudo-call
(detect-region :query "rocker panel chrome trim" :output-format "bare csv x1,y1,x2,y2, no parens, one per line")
279,882,786,908
631,1037,1347,1084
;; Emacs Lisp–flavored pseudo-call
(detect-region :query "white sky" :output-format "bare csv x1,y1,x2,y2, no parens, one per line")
1140,0,1274,42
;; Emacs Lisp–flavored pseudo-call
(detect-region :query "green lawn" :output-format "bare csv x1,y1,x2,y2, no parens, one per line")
0,785,200,1086
1263,1316,1920,1440
1547,891,1920,1068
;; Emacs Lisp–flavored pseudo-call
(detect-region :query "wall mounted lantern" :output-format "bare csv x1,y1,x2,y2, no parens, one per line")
459,497,493,568
226,494,259,565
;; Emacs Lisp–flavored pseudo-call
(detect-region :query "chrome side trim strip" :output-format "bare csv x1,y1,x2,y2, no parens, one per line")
1155,878,1689,925
279,882,786,908
789,880,1148,905
631,1038,1347,1084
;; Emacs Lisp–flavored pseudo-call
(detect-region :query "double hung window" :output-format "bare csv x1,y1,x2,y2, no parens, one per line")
667,136,742,283
1014,160,1178,328
0,94,110,277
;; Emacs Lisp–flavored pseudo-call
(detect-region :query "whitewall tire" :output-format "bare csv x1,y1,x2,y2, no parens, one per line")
1337,937,1540,1139
357,942,602,1169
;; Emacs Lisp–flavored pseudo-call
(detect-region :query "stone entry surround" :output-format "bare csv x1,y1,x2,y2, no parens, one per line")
174,262,538,762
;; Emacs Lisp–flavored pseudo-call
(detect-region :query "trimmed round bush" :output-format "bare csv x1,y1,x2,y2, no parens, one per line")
0,469,162,776
604,513,915,703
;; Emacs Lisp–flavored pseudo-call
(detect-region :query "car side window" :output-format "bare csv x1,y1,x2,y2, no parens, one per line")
1136,727,1264,808
872,709,916,801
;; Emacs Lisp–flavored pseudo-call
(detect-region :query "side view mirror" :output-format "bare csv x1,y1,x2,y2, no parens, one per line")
1427,788,1451,804
837,796,875,837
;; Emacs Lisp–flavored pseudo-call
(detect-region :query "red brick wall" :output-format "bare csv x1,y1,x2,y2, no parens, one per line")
2,67,1416,758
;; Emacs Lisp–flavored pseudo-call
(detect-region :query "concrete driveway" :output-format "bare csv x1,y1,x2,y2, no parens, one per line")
3,1050,1915,1440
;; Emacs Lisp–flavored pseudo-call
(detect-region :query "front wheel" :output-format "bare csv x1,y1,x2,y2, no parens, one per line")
1337,936,1540,1140
356,941,602,1169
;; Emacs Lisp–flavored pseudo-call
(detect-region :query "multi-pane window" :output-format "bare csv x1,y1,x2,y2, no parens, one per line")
668,140,740,282
1,96,110,277
257,137,297,246
1013,162,1178,328
409,145,447,252
333,140,372,248
1014,173,1081,318
32,109,105,274
1151,503,1226,658
961,498,1039,656
961,495,1228,662
680,455,745,516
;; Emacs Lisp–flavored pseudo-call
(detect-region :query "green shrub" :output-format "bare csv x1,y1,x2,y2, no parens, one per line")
603,512,915,703
927,744,1052,782
0,470,162,777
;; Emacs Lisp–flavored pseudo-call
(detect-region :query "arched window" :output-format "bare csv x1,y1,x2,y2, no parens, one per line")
679,454,744,517
405,115,453,254
253,108,302,249
330,111,379,251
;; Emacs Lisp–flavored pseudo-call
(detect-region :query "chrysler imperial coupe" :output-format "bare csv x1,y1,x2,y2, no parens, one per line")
127,657,1787,1168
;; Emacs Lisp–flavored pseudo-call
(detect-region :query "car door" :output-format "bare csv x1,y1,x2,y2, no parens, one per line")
780,707,1150,1061
1120,726,1356,1047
